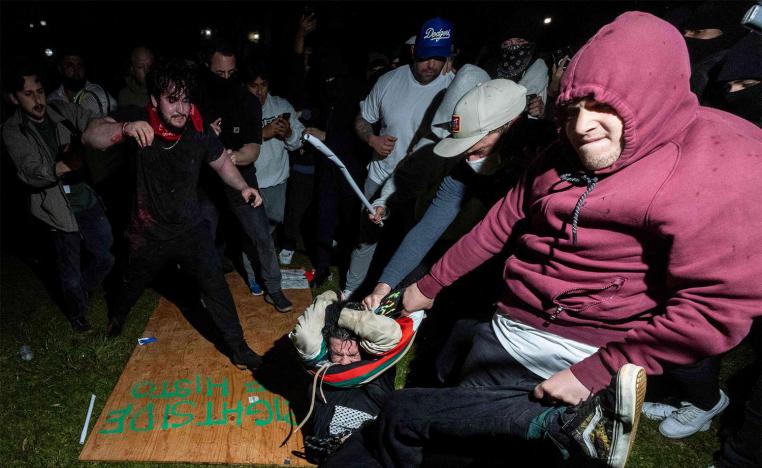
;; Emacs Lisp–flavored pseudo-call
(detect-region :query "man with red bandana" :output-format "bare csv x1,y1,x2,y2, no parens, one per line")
83,58,263,370
326,12,762,468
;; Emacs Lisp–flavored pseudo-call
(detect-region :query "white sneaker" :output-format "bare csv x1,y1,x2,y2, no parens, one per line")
642,401,678,421
340,289,354,302
279,249,294,265
659,390,729,439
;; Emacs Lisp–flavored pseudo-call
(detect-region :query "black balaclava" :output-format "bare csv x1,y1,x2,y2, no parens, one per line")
717,32,762,125
683,1,748,65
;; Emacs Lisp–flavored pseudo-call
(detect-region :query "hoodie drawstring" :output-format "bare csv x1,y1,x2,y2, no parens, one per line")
559,172,598,244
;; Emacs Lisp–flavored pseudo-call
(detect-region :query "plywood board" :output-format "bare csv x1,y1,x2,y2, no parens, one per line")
80,272,315,466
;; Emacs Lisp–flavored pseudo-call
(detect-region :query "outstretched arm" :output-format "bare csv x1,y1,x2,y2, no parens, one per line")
83,117,154,150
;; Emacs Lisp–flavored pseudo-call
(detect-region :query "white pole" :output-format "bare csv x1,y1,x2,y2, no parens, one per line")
80,394,96,444
301,133,381,224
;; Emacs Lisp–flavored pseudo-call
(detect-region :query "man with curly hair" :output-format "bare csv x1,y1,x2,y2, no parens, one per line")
83,58,263,370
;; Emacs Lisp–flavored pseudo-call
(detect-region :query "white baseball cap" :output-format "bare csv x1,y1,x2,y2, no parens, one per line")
434,79,527,158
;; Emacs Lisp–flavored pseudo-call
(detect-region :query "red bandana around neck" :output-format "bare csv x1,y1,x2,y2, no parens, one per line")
146,103,204,141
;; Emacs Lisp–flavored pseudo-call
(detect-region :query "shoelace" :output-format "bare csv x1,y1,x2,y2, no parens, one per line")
293,361,336,435
559,172,598,244
672,403,705,424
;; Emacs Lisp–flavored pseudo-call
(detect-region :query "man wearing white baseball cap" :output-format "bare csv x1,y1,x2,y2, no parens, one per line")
362,78,530,311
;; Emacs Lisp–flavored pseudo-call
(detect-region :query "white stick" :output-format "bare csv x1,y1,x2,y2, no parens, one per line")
302,133,380,221
80,394,96,444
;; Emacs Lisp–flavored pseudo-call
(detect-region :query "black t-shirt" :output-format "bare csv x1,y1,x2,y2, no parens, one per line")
197,78,263,206
111,107,224,242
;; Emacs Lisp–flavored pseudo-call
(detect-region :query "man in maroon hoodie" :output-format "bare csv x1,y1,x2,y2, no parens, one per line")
325,11,762,468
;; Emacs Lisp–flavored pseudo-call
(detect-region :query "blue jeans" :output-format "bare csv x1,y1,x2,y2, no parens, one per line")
50,202,114,320
232,204,282,293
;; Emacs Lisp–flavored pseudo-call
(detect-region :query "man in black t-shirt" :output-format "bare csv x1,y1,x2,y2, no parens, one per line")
83,58,263,370
196,40,292,312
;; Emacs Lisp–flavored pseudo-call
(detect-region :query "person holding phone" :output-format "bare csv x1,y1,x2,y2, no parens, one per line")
244,61,305,240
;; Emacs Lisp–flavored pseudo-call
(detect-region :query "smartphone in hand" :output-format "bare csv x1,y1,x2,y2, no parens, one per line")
280,112,291,120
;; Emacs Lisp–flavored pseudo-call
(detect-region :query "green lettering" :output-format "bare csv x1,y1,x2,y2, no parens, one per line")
195,401,226,427
206,376,229,397
129,403,155,432
174,379,191,398
170,400,195,429
274,397,294,426
131,381,156,399
222,401,243,427
246,400,273,427
99,404,132,434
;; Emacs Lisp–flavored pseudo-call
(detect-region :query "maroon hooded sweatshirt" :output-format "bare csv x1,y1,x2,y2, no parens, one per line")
417,12,762,393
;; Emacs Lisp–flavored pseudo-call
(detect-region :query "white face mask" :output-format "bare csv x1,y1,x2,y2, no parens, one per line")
466,154,499,174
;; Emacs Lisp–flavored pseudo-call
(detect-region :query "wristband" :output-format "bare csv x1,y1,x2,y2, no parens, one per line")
121,121,129,138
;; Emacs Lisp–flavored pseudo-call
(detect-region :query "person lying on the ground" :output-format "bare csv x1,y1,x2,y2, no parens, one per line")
289,290,422,463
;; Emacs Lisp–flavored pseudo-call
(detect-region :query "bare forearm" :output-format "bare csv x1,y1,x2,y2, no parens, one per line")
83,117,123,150
215,156,248,191
354,113,374,144
232,143,261,165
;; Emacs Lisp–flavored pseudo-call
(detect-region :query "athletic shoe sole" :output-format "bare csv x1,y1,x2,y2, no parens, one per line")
264,294,293,312
610,364,647,468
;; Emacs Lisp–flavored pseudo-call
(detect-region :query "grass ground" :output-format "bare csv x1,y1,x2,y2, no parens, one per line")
0,251,753,467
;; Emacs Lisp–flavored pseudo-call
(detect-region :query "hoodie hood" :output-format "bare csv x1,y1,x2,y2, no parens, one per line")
557,11,699,175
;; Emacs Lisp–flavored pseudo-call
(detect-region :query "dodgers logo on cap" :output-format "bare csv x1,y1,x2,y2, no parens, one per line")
415,17,454,60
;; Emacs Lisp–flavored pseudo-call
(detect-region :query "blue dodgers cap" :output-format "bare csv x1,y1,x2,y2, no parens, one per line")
415,17,454,59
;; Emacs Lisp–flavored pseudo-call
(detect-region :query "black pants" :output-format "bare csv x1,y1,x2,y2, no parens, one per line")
282,169,314,252
715,373,761,468
110,221,246,349
648,355,722,410
325,323,567,467
314,162,361,273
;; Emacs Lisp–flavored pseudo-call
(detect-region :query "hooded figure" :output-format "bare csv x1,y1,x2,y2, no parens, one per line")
419,11,762,393
322,12,762,468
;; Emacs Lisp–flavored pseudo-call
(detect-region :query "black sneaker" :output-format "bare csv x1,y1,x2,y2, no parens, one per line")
70,316,92,333
230,345,263,370
561,363,646,468
264,290,293,312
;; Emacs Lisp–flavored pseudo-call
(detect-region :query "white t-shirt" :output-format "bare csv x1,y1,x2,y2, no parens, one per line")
256,94,304,188
360,66,454,185
491,313,598,379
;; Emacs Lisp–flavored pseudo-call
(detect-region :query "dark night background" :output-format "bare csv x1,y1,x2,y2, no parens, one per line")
1,1,692,98
0,0,695,253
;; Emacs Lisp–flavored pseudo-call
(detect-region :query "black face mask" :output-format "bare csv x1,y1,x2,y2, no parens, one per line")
722,84,761,125
61,75,86,93
685,35,735,66
205,70,238,97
